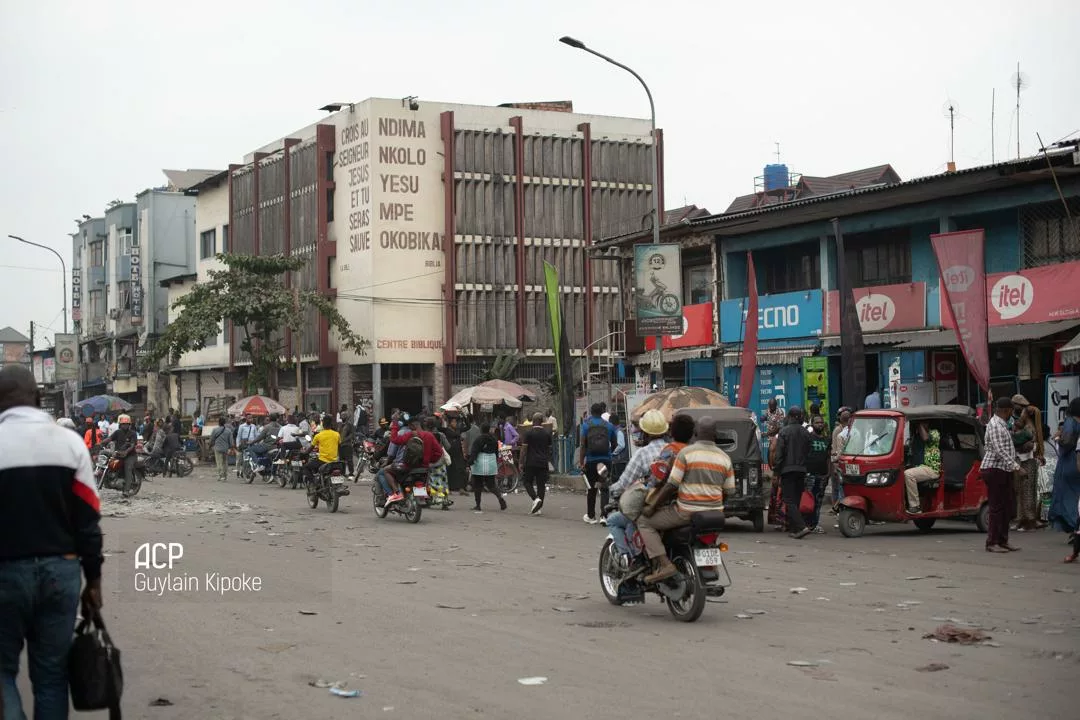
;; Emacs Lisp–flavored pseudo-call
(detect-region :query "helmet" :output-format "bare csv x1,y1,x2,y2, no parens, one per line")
118,414,132,425
638,409,669,436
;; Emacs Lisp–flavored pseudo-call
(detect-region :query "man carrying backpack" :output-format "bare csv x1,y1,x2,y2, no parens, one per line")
577,403,617,525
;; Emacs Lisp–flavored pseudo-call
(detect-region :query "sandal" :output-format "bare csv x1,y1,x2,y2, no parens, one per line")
985,545,1008,553
1001,544,1021,552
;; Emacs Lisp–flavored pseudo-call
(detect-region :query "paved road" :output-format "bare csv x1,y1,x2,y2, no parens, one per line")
21,466,1079,719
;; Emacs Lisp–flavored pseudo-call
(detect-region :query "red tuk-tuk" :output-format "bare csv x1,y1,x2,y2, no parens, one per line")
835,405,988,538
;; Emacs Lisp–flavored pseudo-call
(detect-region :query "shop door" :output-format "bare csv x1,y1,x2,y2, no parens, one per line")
685,359,717,390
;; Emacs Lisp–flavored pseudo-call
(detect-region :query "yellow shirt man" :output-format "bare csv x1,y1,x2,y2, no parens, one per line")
312,429,340,463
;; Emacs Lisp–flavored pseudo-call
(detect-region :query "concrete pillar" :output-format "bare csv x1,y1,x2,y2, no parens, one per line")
336,363,352,414
819,235,832,292
939,216,956,233
1018,345,1032,380
372,363,383,423
433,361,446,407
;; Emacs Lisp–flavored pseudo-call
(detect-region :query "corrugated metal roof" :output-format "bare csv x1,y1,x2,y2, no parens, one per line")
720,340,820,367
163,169,222,192
821,329,943,349
1059,331,1080,366
898,319,1080,349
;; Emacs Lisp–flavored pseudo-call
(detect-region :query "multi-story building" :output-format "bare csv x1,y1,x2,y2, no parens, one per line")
72,173,207,410
598,143,1080,424
161,97,658,419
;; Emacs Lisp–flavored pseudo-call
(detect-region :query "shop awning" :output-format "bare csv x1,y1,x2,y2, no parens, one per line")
1059,330,1080,366
720,340,820,368
821,329,944,349
898,319,1080,349
628,346,717,366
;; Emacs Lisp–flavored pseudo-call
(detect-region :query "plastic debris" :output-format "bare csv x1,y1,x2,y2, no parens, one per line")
923,624,990,644
787,661,819,667
310,679,346,689
436,603,466,610
518,677,548,685
735,614,753,620
745,609,767,615
149,698,173,707
330,687,361,698
552,607,575,613
839,582,857,586
790,587,808,594
298,610,318,615
916,663,949,672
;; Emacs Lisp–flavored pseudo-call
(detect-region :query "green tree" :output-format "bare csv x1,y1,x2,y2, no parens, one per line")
145,254,368,397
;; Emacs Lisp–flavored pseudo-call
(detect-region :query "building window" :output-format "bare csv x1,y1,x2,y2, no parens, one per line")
844,228,911,287
758,241,821,294
89,290,104,318
117,228,133,256
683,265,713,305
326,188,335,223
90,241,105,267
1021,198,1080,268
116,281,131,310
200,229,217,259
204,328,219,347
221,224,229,253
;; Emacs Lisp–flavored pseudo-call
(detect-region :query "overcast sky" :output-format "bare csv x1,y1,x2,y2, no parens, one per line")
2,0,1077,349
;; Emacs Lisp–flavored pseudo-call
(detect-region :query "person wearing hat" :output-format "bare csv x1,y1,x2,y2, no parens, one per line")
83,415,103,451
1009,393,1045,530
110,414,140,494
982,396,1024,552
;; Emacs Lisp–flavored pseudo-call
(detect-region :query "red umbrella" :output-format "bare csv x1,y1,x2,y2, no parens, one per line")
227,395,288,417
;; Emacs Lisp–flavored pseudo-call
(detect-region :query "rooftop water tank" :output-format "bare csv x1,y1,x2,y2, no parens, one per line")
763,163,789,192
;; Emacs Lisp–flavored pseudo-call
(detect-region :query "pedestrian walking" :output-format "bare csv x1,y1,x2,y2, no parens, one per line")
468,422,506,512
0,365,104,718
210,415,234,482
339,414,357,480
424,417,452,508
1049,398,1080,535
1009,396,1044,530
520,412,553,515
773,406,812,539
577,403,618,524
983,396,1023,552
830,407,853,505
805,414,830,533
444,415,468,493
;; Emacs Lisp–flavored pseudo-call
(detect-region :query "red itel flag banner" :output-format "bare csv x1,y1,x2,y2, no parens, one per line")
931,230,990,392
737,252,759,408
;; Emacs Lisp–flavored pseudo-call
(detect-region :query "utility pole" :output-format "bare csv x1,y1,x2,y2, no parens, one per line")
294,288,303,410
29,321,35,354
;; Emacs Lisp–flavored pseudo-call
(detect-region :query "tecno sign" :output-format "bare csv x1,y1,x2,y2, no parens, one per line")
855,293,895,332
758,305,799,329
990,274,1034,320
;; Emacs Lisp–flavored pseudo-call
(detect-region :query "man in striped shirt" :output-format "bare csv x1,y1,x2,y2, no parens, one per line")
982,396,1023,552
637,416,735,583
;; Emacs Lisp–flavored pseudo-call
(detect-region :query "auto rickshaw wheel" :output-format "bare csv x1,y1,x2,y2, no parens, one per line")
912,517,936,532
752,509,765,533
975,502,989,533
838,507,866,538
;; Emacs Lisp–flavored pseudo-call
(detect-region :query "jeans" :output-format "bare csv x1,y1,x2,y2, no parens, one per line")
805,473,827,528
781,471,808,533
0,556,83,720
606,512,641,557
214,450,228,481
375,468,394,496
830,468,845,503
584,461,611,519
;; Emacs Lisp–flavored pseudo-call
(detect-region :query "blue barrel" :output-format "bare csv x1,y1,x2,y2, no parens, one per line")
764,164,789,191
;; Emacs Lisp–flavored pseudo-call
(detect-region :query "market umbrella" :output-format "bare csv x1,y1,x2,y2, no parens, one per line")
441,385,523,411
630,386,732,423
476,379,538,402
227,395,289,417
73,395,133,417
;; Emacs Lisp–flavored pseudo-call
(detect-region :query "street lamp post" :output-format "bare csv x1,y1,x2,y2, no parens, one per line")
8,235,68,334
559,36,665,388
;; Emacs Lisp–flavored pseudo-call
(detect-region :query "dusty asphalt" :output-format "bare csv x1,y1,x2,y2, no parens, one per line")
18,465,1080,719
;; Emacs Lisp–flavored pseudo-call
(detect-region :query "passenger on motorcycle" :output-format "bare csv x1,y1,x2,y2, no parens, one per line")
636,415,735,584
109,414,139,489
249,414,282,475
303,417,341,486
147,419,166,463
607,412,696,560
391,416,447,503
83,417,103,450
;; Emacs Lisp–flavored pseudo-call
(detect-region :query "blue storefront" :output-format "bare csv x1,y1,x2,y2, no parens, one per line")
719,289,823,423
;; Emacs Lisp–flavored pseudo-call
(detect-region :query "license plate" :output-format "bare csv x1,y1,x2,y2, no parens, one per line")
331,477,345,485
694,548,723,567
414,487,428,498
273,459,285,465
292,461,303,467
845,463,861,476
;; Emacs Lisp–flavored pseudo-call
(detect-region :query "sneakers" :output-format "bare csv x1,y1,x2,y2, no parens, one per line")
385,492,404,507
789,527,812,539
472,505,483,513
810,525,826,534
498,496,507,511
599,516,609,527
530,498,543,515
583,515,599,525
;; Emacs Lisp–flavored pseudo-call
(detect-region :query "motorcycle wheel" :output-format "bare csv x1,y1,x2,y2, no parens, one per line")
123,468,145,498
373,490,388,518
404,496,422,524
307,488,320,509
665,554,707,623
327,492,340,513
245,464,256,484
367,459,380,475
174,454,194,477
598,538,625,606
277,467,289,488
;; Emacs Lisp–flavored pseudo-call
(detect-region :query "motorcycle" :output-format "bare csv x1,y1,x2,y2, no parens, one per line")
142,450,194,478
93,448,145,498
355,437,377,477
304,455,350,512
597,509,731,623
367,435,390,474
274,444,307,489
372,465,425,523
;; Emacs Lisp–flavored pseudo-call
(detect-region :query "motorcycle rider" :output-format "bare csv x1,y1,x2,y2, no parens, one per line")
304,417,340,491
83,416,103,450
109,414,139,492
147,419,167,468
249,414,282,476
392,415,449,506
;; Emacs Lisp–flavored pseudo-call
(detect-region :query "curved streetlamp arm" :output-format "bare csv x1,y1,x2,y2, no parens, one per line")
8,234,68,334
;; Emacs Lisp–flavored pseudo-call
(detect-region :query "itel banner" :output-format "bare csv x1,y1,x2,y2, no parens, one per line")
932,230,990,392
941,259,1080,328
645,303,714,350
824,282,926,334
130,243,143,326
931,350,960,404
